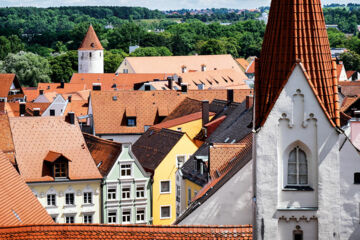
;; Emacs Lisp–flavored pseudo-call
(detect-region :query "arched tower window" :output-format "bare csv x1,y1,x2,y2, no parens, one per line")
288,147,307,185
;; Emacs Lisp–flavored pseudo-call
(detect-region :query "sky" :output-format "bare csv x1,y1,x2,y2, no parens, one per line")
0,0,355,10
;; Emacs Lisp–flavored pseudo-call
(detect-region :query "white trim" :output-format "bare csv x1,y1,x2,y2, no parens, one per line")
176,154,186,168
121,208,132,224
135,207,146,224
107,209,118,224
121,185,132,199
160,205,171,219
135,184,146,199
119,162,133,178
160,180,171,194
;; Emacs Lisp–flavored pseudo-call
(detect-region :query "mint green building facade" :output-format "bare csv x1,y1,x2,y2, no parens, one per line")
103,143,152,224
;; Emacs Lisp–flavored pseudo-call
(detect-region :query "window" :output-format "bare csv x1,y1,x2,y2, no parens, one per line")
84,192,92,204
51,216,57,223
160,206,171,219
176,185,180,202
187,188,192,205
108,188,117,200
54,161,67,178
177,155,186,168
65,193,74,205
108,211,117,223
136,209,145,222
287,147,308,186
120,164,132,177
89,52,92,58
127,117,136,127
194,191,198,197
160,181,170,193
122,209,131,223
47,194,56,206
354,173,360,184
83,214,93,223
50,109,55,116
122,187,131,199
293,225,303,240
123,69,128,73
177,127,182,132
65,216,75,223
136,186,145,198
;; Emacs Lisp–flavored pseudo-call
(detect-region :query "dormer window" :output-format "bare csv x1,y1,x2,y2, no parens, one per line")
127,117,136,126
43,151,71,179
54,161,67,178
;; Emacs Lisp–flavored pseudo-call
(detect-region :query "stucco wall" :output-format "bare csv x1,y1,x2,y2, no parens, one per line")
98,134,141,144
78,50,104,74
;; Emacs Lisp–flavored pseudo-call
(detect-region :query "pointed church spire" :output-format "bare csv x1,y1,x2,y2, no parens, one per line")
78,25,103,50
254,0,340,128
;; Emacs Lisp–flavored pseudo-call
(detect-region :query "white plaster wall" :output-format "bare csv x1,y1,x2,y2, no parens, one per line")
255,65,341,240
116,58,135,74
278,219,318,240
178,160,253,225
339,138,360,239
78,50,104,73
98,134,141,144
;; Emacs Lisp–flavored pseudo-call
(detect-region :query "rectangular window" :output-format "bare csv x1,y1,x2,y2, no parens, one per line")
83,192,92,204
354,172,360,184
123,69,128,73
136,186,145,198
176,155,186,168
127,117,136,126
120,164,132,176
65,193,74,205
160,180,170,193
54,162,67,178
136,209,145,222
160,206,171,219
50,109,55,116
188,188,192,205
176,185,181,202
83,214,93,223
108,211,117,223
108,188,116,200
65,216,75,223
122,209,131,223
47,194,56,206
122,187,131,199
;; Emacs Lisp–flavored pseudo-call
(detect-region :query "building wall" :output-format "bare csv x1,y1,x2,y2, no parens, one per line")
167,116,214,141
339,138,360,239
29,180,101,223
116,58,135,74
184,179,202,208
103,144,151,224
152,135,198,225
42,95,67,116
78,50,104,74
255,65,341,240
179,160,253,225
98,134,141,144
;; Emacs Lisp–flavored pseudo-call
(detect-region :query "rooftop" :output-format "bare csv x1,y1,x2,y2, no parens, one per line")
153,111,215,129
0,74,23,99
78,25,103,51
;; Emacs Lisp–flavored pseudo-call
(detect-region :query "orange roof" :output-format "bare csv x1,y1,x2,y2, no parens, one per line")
245,60,255,74
78,25,103,50
118,55,243,74
23,88,39,102
0,224,252,239
339,81,360,96
341,96,358,112
153,111,215,129
63,100,89,118
254,0,339,129
37,82,86,94
91,89,251,135
0,151,53,226
337,64,343,80
347,71,357,79
0,114,15,163
236,58,250,71
0,74,23,99
9,116,102,182
5,102,50,117
70,73,170,90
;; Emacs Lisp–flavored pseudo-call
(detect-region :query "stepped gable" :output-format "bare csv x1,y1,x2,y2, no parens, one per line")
255,0,340,128
78,25,103,50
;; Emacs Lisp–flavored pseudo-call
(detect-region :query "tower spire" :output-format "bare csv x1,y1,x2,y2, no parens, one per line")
78,25,103,51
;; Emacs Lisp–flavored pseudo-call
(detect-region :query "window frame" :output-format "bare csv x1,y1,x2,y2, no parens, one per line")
160,180,171,194
136,185,145,198
126,117,137,127
122,208,131,224
65,192,75,206
65,215,75,223
47,194,56,206
108,211,117,224
83,214,93,223
286,146,308,187
120,163,132,177
136,208,146,223
107,187,117,200
121,186,131,199
160,205,171,219
54,161,67,178
354,172,360,184
83,192,92,204
176,155,186,168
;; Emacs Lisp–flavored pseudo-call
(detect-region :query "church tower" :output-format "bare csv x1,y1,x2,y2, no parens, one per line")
254,0,341,239
78,25,104,73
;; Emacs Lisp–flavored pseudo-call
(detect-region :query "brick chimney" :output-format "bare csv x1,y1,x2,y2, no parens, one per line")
33,108,40,116
246,95,254,109
181,83,188,93
168,77,173,90
19,102,26,116
202,100,209,126
60,80,65,89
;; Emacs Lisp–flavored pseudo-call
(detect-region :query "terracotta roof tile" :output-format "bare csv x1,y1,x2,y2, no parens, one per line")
339,81,360,96
347,71,357,79
37,83,86,94
9,116,102,182
153,111,215,129
337,64,343,80
23,87,38,102
0,74,24,99
0,151,53,226
341,96,358,112
245,60,255,74
164,98,204,121
255,0,340,128
92,89,251,135
236,58,250,71
84,133,122,177
0,224,252,239
78,25,103,50
5,102,50,117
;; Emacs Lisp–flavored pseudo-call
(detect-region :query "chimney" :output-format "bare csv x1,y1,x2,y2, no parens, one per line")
144,83,151,91
227,89,234,103
181,83,188,93
33,108,40,116
246,95,254,109
39,89,44,95
60,81,65,89
92,83,101,91
19,102,26,116
68,95,72,103
202,100,209,126
67,112,75,124
168,77,173,90
178,77,183,85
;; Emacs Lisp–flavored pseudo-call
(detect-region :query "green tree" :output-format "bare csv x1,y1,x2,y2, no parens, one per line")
130,46,172,57
198,39,227,55
49,51,78,83
327,29,347,48
1,51,51,86
0,35,24,60
340,51,360,72
104,49,128,73
0,36,11,60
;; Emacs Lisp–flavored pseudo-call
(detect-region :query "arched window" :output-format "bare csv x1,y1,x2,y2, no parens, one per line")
288,147,307,185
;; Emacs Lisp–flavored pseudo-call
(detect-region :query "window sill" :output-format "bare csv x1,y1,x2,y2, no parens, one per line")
283,186,314,191
160,192,171,195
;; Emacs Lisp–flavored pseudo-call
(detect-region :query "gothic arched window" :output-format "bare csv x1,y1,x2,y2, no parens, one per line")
288,147,308,185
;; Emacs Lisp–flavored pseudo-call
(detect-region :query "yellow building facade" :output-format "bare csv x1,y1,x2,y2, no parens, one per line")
29,180,101,224
152,135,198,225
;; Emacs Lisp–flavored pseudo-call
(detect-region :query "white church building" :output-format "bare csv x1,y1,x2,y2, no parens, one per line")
78,25,104,74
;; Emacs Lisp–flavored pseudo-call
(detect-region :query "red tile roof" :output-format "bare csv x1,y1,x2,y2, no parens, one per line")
0,224,252,239
337,64,344,80
37,83,86,94
9,116,102,182
0,151,53,226
78,25,103,50
236,58,250,72
0,114,15,164
347,71,357,79
0,74,24,99
254,0,340,128
341,96,358,112
204,115,227,138
5,102,50,117
153,111,215,129
245,61,255,74
339,81,360,96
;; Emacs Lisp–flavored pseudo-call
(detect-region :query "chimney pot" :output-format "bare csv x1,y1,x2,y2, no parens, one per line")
202,100,210,126
246,95,254,109
68,95,72,103
60,81,65,89
67,112,75,124
19,102,26,116
181,83,188,93
33,108,40,116
168,77,173,90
